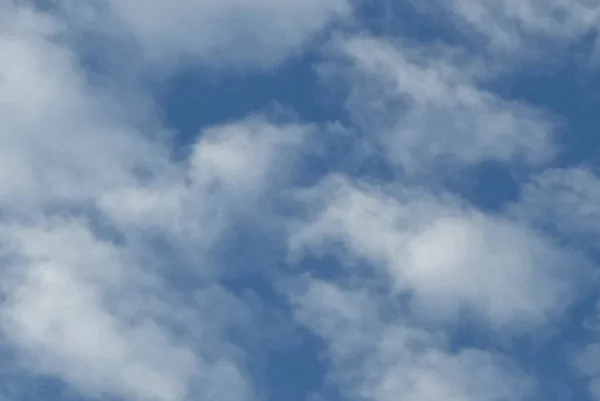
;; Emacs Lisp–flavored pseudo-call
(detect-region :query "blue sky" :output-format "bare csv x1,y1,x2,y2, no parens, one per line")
2,1,600,401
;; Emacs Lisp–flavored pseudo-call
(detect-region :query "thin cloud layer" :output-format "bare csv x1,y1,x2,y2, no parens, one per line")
60,0,351,69
412,0,600,60
293,280,534,401
322,35,557,175
514,167,600,243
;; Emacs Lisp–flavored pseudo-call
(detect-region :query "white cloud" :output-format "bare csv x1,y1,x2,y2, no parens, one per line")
289,175,584,329
0,0,309,241
0,3,309,401
513,167,600,243
0,218,258,401
576,342,600,401
61,0,351,70
513,167,600,400
0,2,166,209
414,0,600,59
3,2,597,401
0,219,195,401
188,117,307,193
321,36,557,175
98,116,309,248
293,280,534,401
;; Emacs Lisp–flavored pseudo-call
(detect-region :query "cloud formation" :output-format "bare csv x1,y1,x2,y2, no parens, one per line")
293,280,534,401
60,0,351,69
0,2,307,401
289,175,582,329
2,1,600,401
321,35,557,175
412,0,600,60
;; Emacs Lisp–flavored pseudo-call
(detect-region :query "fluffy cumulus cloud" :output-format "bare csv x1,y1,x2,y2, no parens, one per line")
98,116,308,252
2,1,600,401
0,2,303,400
289,176,582,329
0,220,198,401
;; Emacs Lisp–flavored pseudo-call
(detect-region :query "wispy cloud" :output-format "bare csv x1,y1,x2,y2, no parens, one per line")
58,0,351,70
513,167,600,243
320,35,557,175
411,0,600,61
293,280,534,401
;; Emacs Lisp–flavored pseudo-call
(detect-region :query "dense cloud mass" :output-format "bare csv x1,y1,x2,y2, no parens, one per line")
1,1,600,401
